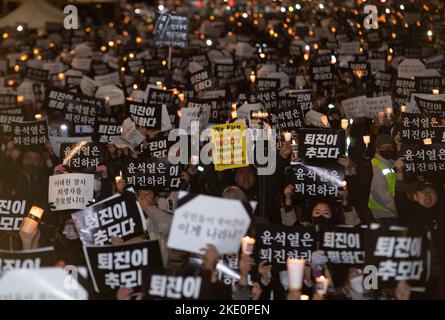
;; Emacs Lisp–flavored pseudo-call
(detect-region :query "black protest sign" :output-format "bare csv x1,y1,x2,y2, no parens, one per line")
393,77,416,107
0,247,56,271
311,65,333,85
95,122,122,144
25,67,49,82
257,78,280,90
64,99,97,126
145,87,177,110
416,77,442,94
269,105,305,139
228,68,247,84
190,69,213,92
214,63,234,79
320,226,364,266
253,223,316,270
72,191,147,246
369,71,392,97
298,128,345,165
286,90,313,113
290,163,345,199
61,142,106,173
83,240,163,294
349,62,370,79
0,108,22,115
45,89,76,112
0,94,17,111
127,100,162,130
363,226,430,289
122,157,181,191
404,143,445,174
145,273,206,300
415,97,445,118
146,136,171,159
0,198,29,232
0,114,25,134
209,99,229,124
248,90,279,110
143,58,164,74
400,114,445,144
11,120,48,147
153,13,189,48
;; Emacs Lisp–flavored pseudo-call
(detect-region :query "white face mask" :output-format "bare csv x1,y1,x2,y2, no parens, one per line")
279,270,289,291
350,275,364,294
63,224,79,240
93,179,102,192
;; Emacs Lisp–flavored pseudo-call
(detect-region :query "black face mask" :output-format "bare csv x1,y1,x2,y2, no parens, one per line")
379,150,395,160
312,216,333,226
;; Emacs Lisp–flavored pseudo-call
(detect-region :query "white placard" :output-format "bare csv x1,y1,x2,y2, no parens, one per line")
0,268,88,300
80,76,97,96
167,192,251,254
179,104,211,134
341,95,367,119
72,58,92,72
94,72,121,87
48,173,94,211
305,110,331,128
339,41,361,55
95,85,125,106
236,103,263,121
365,95,393,118
398,59,425,78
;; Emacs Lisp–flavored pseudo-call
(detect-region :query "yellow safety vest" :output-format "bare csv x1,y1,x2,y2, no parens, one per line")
368,157,396,213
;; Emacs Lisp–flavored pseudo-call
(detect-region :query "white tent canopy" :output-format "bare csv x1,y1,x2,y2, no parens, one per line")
0,0,64,29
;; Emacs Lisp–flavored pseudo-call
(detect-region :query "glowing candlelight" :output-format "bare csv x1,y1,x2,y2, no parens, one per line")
287,258,305,290
341,119,349,130
241,236,255,255
284,132,292,142
363,135,370,148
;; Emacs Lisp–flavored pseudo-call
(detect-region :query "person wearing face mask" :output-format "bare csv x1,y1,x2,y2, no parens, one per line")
368,134,398,224
12,149,48,209
308,200,342,227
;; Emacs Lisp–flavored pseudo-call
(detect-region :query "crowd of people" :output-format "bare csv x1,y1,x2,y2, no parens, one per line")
0,0,444,300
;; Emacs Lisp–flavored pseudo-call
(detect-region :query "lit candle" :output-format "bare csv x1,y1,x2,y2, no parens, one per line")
341,119,348,130
363,135,370,148
17,96,25,103
432,88,439,95
287,258,305,290
34,114,42,121
284,132,292,142
241,236,255,255
423,138,432,145
115,171,123,184
386,107,393,119
300,295,309,300
400,105,406,113
178,93,185,102
249,71,256,83
20,206,44,235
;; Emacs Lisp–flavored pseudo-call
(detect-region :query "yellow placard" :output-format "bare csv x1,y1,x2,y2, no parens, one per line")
210,122,248,171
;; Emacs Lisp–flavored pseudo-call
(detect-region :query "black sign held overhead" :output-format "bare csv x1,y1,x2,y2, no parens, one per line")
349,62,369,79
269,105,305,140
61,141,106,173
145,273,207,300
228,68,247,84
257,78,280,90
190,69,213,92
33,83,48,102
320,226,365,266
11,120,48,147
404,143,445,174
285,90,313,113
83,240,163,294
415,97,445,118
25,67,49,82
214,63,234,80
0,198,29,232
64,99,98,127
122,157,181,191
153,13,189,48
72,191,147,246
0,94,17,111
393,77,416,107
248,90,279,110
298,128,345,165
0,114,25,134
290,163,345,200
311,65,333,86
369,71,392,97
363,226,431,290
145,136,171,159
95,122,122,144
253,223,317,270
400,114,445,144
146,87,177,111
127,100,162,130
0,247,56,271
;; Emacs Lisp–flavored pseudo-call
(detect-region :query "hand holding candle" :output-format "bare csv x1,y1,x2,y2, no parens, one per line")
241,236,255,255
283,132,292,142
287,258,305,290
20,206,44,235
363,135,370,149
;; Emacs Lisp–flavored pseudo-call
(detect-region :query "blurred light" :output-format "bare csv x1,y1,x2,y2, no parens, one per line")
100,45,107,52
242,13,248,18
17,96,24,103
331,55,337,64
108,40,115,47
135,8,141,14
158,5,165,11
206,39,213,46
304,45,310,51
34,114,42,120
60,124,68,131
280,7,286,13
136,36,142,44
2,32,8,39
328,103,335,109
385,8,390,14
427,30,433,37
17,25,23,32
58,73,65,81
400,4,405,10
295,4,301,10
14,65,20,72
319,4,324,9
